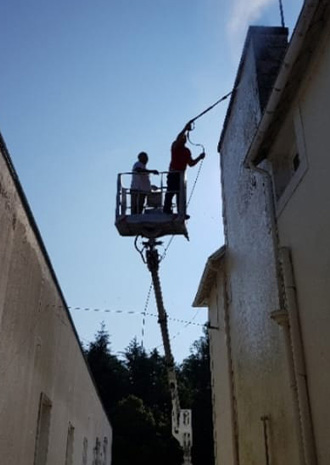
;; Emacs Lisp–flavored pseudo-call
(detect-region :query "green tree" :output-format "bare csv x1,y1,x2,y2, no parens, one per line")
85,324,214,465
85,322,129,414
123,339,171,423
111,395,182,465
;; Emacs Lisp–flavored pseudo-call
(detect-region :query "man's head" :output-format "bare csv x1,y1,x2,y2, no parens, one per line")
138,152,148,165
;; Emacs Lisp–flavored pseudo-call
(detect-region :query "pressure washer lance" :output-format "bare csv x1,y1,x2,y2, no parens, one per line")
183,86,238,154
187,87,237,127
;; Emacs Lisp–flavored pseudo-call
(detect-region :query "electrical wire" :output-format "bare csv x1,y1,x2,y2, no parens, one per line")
141,283,153,348
65,304,204,327
70,301,205,353
155,309,201,351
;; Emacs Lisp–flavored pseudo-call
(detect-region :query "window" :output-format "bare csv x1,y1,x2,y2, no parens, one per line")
34,393,52,465
271,140,301,199
270,106,308,213
93,437,101,465
65,423,75,465
103,437,108,465
82,438,88,465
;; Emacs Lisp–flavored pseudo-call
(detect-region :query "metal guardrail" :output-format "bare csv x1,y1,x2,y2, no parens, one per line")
116,171,187,218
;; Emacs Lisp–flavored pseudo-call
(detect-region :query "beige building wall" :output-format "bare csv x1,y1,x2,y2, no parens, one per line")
195,249,236,465
208,281,234,465
268,13,330,464
0,138,112,464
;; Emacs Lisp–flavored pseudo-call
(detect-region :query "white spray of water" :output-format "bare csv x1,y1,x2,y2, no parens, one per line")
227,0,277,57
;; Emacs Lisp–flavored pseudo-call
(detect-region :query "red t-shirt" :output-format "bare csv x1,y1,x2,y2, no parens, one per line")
169,141,193,171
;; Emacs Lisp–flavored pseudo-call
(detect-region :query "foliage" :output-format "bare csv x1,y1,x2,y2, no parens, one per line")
85,323,214,465
85,322,129,415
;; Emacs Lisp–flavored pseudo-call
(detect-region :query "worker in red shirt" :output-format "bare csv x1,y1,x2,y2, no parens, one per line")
163,122,205,215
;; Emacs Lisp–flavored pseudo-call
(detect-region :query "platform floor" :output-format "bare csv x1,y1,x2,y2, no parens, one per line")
115,210,188,239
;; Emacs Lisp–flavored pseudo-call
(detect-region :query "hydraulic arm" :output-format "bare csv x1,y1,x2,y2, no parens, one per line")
143,238,193,465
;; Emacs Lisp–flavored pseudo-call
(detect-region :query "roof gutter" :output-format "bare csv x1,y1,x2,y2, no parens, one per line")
244,0,320,168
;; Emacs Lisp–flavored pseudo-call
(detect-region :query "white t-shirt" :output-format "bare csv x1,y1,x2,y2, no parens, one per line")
131,161,151,191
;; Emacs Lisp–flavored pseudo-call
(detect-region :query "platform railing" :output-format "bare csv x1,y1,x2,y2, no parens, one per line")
116,171,187,219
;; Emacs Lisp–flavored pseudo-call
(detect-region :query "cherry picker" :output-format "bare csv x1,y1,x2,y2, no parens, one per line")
115,170,192,465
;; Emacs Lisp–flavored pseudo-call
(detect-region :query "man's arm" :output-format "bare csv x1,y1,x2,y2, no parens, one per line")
175,122,193,141
134,166,159,175
187,152,205,167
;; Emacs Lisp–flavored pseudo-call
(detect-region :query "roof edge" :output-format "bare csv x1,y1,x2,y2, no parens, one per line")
244,0,321,167
192,245,226,308
0,131,112,427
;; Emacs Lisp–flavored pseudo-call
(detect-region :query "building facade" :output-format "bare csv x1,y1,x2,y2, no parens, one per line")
194,1,330,465
0,135,112,463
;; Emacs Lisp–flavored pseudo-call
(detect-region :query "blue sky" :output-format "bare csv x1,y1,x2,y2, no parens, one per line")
0,0,303,362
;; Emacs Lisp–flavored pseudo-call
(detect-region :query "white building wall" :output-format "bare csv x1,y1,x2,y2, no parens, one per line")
273,20,330,465
219,29,299,465
196,6,330,465
208,268,235,465
0,143,112,464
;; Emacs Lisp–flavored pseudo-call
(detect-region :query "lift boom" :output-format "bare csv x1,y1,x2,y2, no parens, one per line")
144,238,193,465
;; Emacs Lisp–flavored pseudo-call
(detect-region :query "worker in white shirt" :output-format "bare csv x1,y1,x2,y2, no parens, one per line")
131,152,159,214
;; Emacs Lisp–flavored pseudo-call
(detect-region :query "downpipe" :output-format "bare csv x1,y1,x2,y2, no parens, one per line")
248,161,317,465
280,248,318,465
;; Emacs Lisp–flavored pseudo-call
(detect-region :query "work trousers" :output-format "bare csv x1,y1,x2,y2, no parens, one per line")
131,190,147,214
163,172,182,214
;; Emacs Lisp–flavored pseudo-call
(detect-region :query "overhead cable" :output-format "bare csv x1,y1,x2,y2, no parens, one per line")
65,304,204,327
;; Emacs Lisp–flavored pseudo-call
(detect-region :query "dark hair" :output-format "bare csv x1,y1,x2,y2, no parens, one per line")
138,152,148,161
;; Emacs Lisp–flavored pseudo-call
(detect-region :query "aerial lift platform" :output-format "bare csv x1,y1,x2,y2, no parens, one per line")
115,170,192,465
115,171,188,239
